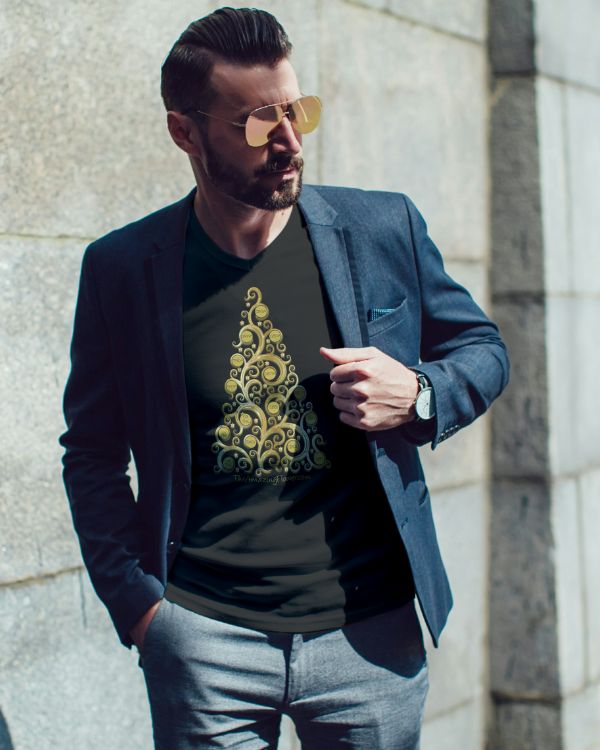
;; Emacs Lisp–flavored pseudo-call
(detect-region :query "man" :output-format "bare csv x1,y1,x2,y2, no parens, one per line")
59,7,509,749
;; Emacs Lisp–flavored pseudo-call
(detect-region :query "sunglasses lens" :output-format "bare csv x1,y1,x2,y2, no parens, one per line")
290,96,322,134
245,96,322,146
245,104,283,147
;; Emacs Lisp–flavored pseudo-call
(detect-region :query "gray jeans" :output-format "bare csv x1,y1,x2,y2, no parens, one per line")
138,597,429,749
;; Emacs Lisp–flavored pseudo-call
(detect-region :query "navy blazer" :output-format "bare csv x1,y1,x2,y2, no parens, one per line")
58,184,509,651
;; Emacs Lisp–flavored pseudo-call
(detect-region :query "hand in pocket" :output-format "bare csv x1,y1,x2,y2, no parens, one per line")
130,599,163,652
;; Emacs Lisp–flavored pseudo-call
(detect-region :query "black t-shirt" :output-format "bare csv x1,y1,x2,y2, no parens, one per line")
164,202,415,631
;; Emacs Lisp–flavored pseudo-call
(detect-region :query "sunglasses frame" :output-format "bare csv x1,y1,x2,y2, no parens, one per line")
183,94,322,147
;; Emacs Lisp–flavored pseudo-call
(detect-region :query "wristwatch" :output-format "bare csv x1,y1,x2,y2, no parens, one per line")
413,372,436,422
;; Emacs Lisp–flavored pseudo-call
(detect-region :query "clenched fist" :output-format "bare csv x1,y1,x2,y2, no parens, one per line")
320,346,419,431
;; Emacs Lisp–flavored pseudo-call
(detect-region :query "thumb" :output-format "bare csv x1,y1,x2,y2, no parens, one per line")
319,346,372,364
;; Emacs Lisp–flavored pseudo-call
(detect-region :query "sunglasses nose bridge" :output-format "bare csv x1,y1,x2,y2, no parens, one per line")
245,97,319,147
268,112,303,150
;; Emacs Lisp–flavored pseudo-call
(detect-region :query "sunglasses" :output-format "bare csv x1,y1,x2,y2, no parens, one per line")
184,94,322,147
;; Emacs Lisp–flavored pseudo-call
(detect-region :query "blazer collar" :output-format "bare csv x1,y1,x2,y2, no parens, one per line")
298,185,364,348
148,186,196,257
298,183,338,226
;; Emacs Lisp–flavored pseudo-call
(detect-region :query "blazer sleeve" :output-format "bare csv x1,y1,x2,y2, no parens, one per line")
58,243,164,649
399,194,510,450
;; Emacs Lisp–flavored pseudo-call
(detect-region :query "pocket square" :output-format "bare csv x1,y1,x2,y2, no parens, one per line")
367,307,395,322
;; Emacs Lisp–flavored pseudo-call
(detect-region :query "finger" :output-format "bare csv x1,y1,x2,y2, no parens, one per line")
319,346,376,364
330,380,356,398
329,365,355,383
328,361,371,383
330,380,368,399
337,409,367,430
332,395,362,415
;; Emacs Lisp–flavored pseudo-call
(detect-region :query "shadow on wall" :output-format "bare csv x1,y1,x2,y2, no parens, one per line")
0,709,14,750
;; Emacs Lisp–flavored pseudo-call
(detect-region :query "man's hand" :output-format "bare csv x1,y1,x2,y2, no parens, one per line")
320,346,419,431
129,599,163,652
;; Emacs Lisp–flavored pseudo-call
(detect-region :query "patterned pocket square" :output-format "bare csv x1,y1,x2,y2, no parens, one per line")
367,307,395,323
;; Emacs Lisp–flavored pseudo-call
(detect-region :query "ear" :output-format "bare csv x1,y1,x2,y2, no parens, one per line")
166,111,203,157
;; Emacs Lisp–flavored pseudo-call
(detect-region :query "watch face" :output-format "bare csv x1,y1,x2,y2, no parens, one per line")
416,388,434,420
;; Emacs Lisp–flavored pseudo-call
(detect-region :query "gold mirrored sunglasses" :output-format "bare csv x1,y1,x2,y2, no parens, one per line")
184,94,322,147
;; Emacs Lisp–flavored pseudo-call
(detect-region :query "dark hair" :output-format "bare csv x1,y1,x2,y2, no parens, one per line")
160,7,293,114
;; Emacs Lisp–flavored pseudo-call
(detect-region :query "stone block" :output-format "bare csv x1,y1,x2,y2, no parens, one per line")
489,479,560,699
347,0,388,11
387,0,485,41
444,259,489,310
488,700,561,750
546,295,579,476
488,0,535,74
421,695,485,750
537,77,571,295
337,0,485,40
0,571,152,749
0,236,94,584
490,76,544,295
419,484,488,717
491,298,549,479
562,679,600,750
551,478,585,695
0,0,319,238
546,296,600,477
579,468,600,684
566,86,600,296
319,0,489,260
572,299,600,472
535,0,600,91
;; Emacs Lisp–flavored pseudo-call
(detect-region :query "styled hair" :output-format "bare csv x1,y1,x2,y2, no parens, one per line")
160,7,293,114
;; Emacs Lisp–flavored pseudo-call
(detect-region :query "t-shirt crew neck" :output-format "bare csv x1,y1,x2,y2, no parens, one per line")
187,202,294,272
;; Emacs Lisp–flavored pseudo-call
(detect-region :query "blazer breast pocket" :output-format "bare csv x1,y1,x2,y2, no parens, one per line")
366,299,408,339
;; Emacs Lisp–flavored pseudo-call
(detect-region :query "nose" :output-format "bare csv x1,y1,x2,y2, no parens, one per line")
268,114,302,154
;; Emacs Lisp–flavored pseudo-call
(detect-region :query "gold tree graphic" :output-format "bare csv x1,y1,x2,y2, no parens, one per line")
212,286,330,478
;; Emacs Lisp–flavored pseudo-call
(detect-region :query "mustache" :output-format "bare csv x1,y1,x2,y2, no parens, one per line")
257,156,304,175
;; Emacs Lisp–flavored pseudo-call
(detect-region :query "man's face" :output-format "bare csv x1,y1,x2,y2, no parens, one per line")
192,58,305,211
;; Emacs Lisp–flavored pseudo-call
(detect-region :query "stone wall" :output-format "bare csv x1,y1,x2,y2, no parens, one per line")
537,0,600,739
489,1,600,749
1,1,596,748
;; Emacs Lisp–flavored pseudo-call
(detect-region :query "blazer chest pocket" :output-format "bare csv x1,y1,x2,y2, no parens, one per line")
366,299,408,339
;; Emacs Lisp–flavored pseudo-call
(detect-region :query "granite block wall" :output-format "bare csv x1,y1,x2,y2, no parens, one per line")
2,1,596,748
489,0,600,748
539,10,600,748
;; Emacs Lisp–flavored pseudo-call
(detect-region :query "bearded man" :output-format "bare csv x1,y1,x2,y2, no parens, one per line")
59,7,509,749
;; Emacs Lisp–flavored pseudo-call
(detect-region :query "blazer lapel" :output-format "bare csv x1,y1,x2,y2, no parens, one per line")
297,186,377,465
144,188,196,482
297,186,364,349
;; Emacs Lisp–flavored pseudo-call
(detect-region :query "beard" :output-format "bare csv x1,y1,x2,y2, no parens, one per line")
198,131,304,210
